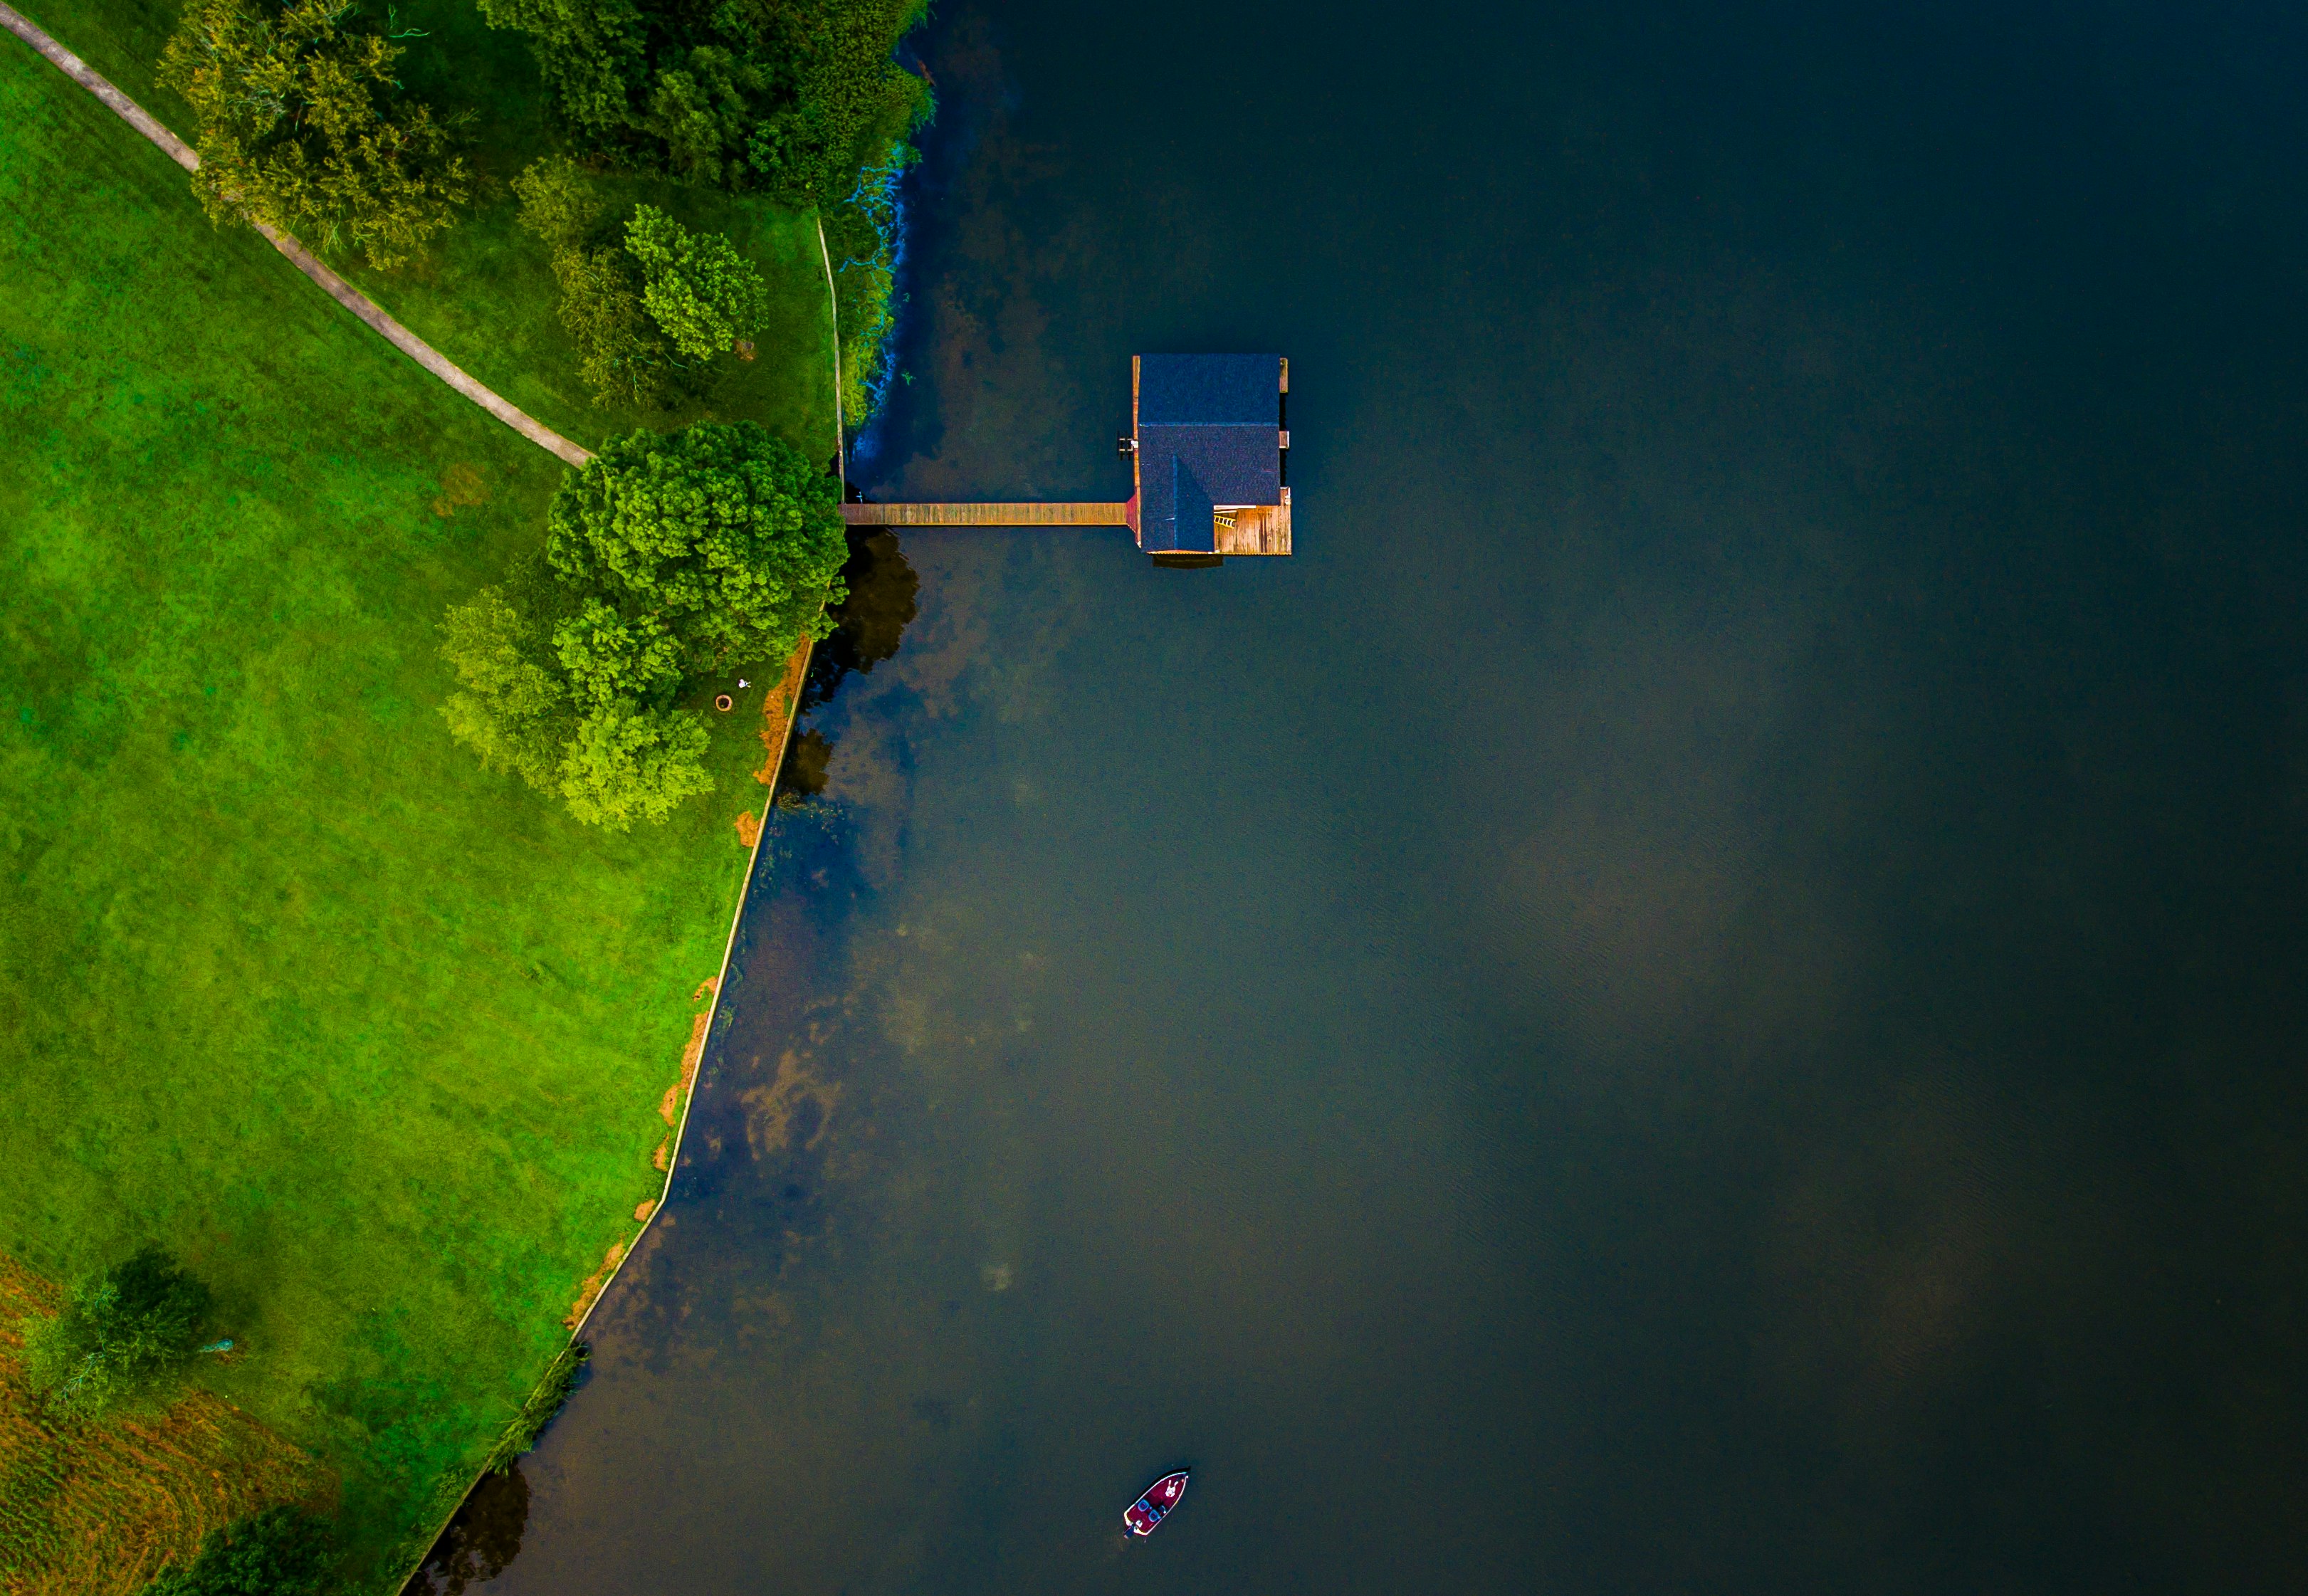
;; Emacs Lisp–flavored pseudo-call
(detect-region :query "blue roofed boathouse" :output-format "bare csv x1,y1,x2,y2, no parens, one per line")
839,353,1291,565
1131,355,1292,560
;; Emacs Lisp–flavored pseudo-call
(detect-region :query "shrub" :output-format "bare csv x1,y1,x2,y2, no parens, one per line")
159,0,471,270
483,1341,589,1474
19,1246,214,1422
510,153,602,251
147,1506,338,1596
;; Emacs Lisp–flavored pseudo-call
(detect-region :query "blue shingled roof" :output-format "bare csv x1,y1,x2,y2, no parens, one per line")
1139,354,1280,426
1136,355,1281,552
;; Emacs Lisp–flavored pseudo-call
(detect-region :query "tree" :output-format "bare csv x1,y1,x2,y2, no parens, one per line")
623,206,768,359
19,1245,214,1422
440,424,846,830
513,158,667,406
546,421,848,671
147,1507,337,1596
160,0,471,271
741,0,930,207
556,700,713,829
474,0,929,199
510,152,602,251
439,582,570,789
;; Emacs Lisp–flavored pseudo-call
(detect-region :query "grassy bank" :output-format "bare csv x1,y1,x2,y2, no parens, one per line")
0,1,855,1580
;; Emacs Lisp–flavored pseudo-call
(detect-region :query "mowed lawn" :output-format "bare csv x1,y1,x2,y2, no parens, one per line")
16,0,844,462
0,28,822,1585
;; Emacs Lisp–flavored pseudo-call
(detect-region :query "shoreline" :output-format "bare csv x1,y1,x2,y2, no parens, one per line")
404,22,917,1570
0,6,923,1582
394,631,820,1590
570,633,819,1341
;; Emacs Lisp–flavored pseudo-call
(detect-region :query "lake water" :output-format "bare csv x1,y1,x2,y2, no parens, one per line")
456,1,2308,1590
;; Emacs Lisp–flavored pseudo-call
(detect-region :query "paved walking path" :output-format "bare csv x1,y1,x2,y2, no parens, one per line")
0,1,597,468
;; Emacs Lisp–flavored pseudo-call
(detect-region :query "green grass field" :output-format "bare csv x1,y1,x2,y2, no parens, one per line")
0,1,848,1582
16,0,847,458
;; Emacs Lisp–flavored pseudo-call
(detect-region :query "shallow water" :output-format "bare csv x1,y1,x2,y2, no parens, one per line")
466,2,2308,1590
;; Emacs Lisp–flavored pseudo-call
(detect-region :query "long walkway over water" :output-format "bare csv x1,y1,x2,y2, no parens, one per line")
839,501,1135,527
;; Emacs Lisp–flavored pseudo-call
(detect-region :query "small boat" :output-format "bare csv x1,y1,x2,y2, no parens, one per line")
1123,1471,1189,1536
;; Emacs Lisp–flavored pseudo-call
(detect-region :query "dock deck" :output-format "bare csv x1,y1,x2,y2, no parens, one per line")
1215,488,1292,555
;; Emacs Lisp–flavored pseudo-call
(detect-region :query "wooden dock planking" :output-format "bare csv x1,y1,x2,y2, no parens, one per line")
841,502,1134,527
1215,488,1292,555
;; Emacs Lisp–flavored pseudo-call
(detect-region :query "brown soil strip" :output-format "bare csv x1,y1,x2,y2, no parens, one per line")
753,641,816,787
561,1241,625,1330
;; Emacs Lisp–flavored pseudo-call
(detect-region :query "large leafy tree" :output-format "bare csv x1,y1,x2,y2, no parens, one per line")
19,1246,214,1422
441,424,847,831
624,206,769,359
160,0,471,270
545,422,848,674
475,0,929,200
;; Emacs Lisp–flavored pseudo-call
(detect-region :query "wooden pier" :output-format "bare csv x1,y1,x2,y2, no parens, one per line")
841,502,1135,527
838,354,1290,560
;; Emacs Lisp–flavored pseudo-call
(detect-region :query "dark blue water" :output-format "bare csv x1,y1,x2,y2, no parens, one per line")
471,3,2308,1590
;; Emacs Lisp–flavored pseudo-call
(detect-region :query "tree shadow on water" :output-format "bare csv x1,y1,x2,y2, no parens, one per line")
402,1463,528,1595
777,529,920,803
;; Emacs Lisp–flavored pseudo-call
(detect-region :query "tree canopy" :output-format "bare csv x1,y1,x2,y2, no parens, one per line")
147,1507,338,1596
624,205,770,359
19,1245,214,1422
441,424,848,829
160,0,471,270
474,0,930,201
514,157,668,406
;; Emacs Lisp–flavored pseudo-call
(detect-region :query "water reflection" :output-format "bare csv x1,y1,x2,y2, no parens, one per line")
777,530,922,803
404,1464,528,1596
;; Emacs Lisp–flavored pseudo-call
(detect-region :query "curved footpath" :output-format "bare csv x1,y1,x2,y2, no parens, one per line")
0,0,597,469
